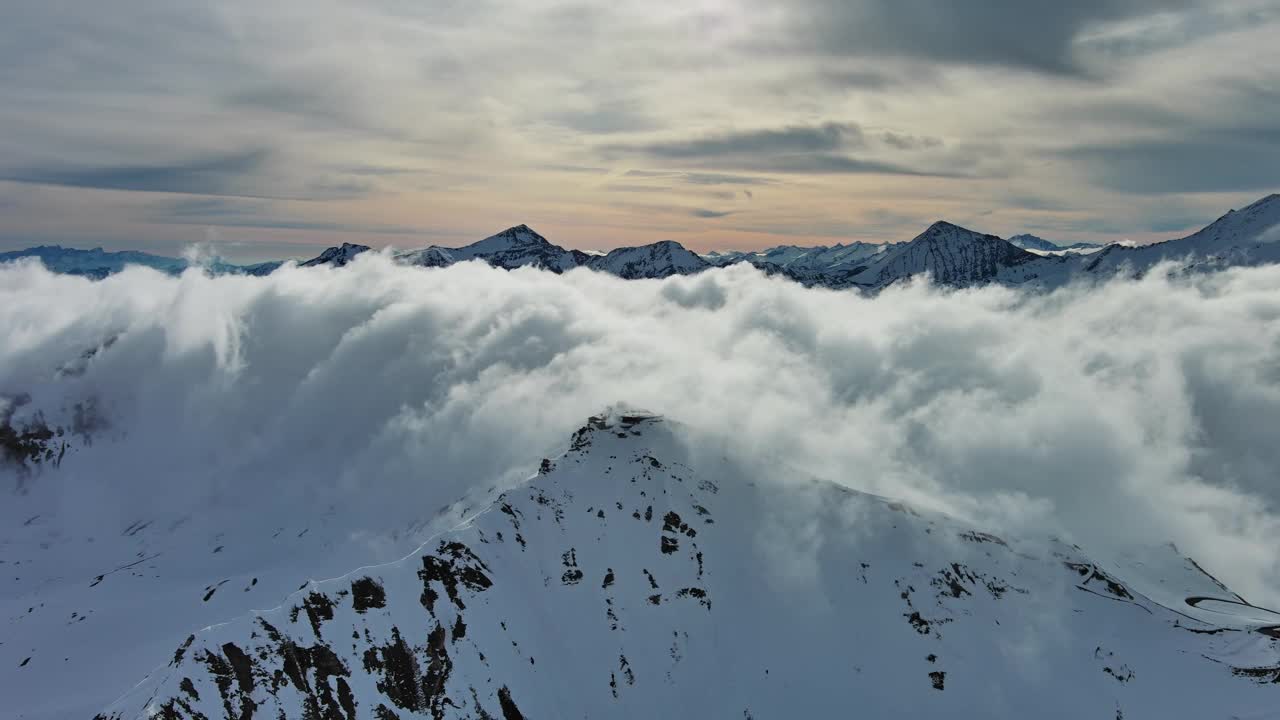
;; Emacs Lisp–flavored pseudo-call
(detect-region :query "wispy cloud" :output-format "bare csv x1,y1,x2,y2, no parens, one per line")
1,150,274,197
690,208,736,218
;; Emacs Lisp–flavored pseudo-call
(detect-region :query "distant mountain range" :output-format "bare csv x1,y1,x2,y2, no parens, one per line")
5,194,1279,292
0,245,282,279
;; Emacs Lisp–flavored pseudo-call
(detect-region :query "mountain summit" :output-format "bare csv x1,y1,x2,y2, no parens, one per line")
299,242,371,268
466,224,554,253
587,239,709,279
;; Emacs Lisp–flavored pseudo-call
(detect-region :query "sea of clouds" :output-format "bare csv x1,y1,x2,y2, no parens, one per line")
3,253,1280,603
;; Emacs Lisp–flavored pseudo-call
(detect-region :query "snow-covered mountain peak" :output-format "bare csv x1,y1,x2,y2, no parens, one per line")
1187,192,1280,248
395,245,455,268
1078,192,1280,279
1009,233,1059,251
1009,234,1103,255
88,406,1280,720
299,242,372,268
587,239,709,279
842,220,1040,289
469,224,553,253
915,220,995,244
581,407,665,434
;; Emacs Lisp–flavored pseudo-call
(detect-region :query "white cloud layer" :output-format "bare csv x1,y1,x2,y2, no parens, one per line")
3,255,1280,603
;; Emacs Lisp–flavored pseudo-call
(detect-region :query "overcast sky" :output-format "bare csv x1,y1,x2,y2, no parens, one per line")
2,0,1279,260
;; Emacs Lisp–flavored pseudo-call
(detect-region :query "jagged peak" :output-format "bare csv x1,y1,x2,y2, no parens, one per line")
601,239,689,255
299,242,372,267
585,405,663,429
481,224,551,247
651,239,693,252
565,405,666,444
913,220,993,243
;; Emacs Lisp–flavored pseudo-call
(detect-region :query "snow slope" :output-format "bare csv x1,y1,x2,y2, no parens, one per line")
1082,194,1280,278
1009,234,1062,253
834,222,1052,290
387,228,709,278
395,225,587,274
1009,234,1102,255
703,243,889,284
1,399,484,719
299,243,372,268
85,411,1280,720
586,240,709,279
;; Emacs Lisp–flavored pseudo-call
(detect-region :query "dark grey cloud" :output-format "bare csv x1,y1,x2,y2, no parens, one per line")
1,150,274,198
225,83,366,132
601,184,736,202
615,123,862,159
881,132,943,151
813,69,897,91
734,155,964,177
682,172,776,186
602,184,676,193
1074,3,1280,62
544,100,661,134
538,164,611,174
160,197,261,218
622,170,775,186
774,0,1196,75
690,208,736,218
1004,194,1080,213
607,123,964,177
146,196,426,235
1063,138,1280,194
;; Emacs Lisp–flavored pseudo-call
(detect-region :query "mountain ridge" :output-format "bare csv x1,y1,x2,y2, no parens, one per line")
6,193,1280,291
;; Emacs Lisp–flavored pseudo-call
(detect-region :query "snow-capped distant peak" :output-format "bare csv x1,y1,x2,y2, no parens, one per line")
468,224,553,253
1009,234,1060,252
299,242,372,268
1010,234,1102,255
395,245,455,268
915,221,996,242
1184,193,1280,249
587,239,709,279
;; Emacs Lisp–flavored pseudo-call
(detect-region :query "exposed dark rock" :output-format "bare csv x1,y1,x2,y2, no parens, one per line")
496,686,525,720
419,542,493,613
351,577,387,613
929,671,946,690
303,592,336,638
